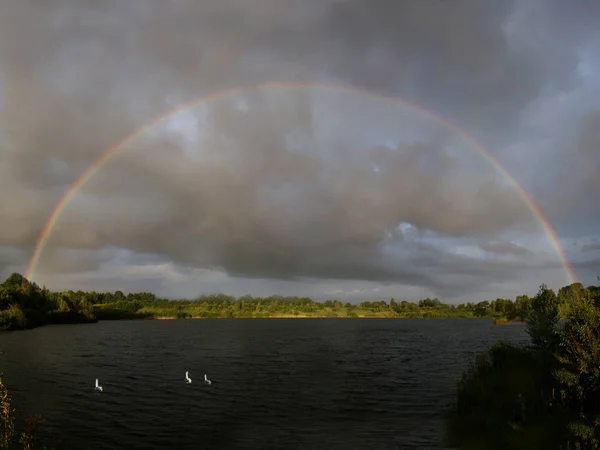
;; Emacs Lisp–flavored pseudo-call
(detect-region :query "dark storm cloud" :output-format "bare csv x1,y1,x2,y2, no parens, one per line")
318,1,524,126
0,0,597,297
0,0,304,248
30,89,537,289
308,0,597,140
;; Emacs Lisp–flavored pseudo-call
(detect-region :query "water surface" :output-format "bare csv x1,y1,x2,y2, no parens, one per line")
0,319,529,449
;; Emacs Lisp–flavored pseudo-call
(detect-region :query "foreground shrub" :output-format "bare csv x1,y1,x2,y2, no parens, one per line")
0,305,27,331
0,375,48,449
447,281,600,449
554,297,600,447
445,341,565,449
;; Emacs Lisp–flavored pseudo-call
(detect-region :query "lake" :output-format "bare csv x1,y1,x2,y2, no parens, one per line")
0,318,530,449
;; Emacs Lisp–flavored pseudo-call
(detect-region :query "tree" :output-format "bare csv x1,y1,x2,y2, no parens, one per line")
553,276,600,446
514,295,530,320
526,284,559,353
474,301,491,317
1,273,28,292
0,289,9,311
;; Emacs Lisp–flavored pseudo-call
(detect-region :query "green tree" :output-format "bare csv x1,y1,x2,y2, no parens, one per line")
474,301,491,317
526,284,560,353
1,273,28,292
553,279,600,446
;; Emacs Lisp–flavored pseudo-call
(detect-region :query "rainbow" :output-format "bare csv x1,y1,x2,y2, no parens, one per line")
25,81,578,289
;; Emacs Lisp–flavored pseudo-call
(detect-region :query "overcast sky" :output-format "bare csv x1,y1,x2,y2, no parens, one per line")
1,0,599,303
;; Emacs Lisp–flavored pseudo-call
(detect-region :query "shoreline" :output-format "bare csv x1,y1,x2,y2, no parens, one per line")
126,315,512,320
1,315,524,332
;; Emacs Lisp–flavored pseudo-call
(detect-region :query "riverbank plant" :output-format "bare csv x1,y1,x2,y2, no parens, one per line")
446,277,600,449
0,375,47,449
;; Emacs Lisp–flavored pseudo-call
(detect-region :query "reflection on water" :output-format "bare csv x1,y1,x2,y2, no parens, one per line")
0,319,529,449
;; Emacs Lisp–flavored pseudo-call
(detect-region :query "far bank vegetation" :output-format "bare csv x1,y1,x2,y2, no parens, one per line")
0,273,596,331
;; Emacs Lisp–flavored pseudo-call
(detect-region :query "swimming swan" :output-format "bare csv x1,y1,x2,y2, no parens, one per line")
95,379,103,392
185,371,192,384
204,374,211,385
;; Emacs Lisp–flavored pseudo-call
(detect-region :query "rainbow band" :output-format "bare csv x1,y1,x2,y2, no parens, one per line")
25,81,577,290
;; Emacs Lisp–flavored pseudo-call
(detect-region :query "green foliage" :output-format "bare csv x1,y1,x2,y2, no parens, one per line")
0,273,97,331
0,272,596,331
553,296,600,446
446,342,564,450
0,304,28,330
176,310,192,319
527,284,560,353
447,278,600,449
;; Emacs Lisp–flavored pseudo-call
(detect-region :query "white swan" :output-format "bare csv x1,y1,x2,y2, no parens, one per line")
95,378,103,392
185,371,192,384
204,374,211,385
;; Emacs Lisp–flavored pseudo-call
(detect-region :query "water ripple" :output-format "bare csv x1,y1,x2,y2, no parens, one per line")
0,318,529,449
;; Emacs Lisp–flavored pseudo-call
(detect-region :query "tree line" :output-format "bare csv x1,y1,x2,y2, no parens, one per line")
1,272,598,330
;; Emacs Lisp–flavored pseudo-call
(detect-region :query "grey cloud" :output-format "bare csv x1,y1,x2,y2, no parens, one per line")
2,0,591,161
582,242,600,253
36,248,113,276
0,246,27,280
567,259,600,278
538,110,600,235
308,0,594,140
38,242,540,302
28,90,539,295
479,241,534,257
570,111,600,206
0,0,598,298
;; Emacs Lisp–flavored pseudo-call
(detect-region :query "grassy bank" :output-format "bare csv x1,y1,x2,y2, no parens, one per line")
93,304,479,321
492,317,511,325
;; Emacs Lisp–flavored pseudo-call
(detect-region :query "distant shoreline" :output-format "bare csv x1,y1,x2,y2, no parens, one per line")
139,314,514,320
9,271,568,332
0,314,520,332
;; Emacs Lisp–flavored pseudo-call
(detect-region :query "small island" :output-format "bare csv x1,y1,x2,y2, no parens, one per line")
0,272,594,331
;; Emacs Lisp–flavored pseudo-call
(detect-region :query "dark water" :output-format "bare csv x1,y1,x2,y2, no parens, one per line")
0,319,529,449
